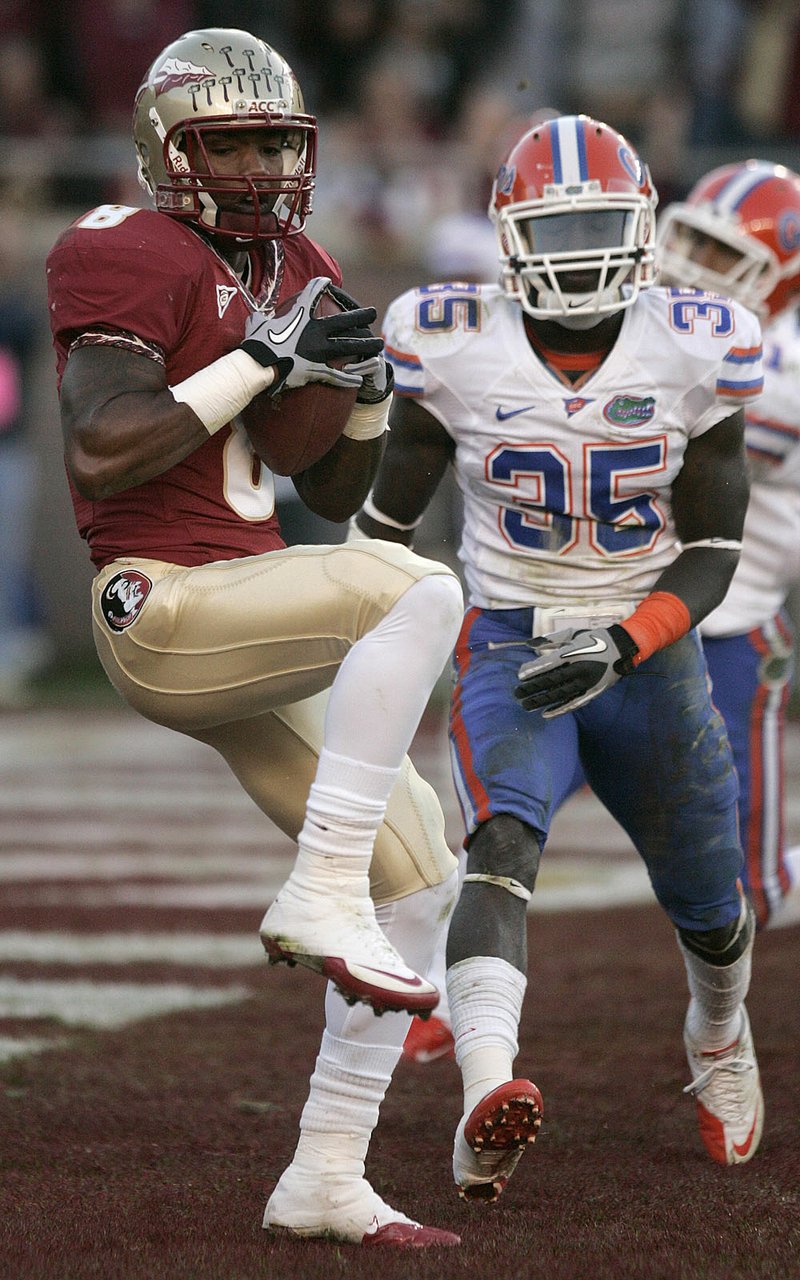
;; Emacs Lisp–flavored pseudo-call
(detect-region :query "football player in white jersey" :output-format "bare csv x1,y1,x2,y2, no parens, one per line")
353,115,766,1198
658,160,800,929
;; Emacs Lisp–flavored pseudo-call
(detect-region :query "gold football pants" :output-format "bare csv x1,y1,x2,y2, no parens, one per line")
91,541,459,903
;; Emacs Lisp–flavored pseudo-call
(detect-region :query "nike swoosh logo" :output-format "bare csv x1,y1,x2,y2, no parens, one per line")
357,967,424,986
566,636,608,657
732,1101,760,1158
495,404,536,421
266,307,305,344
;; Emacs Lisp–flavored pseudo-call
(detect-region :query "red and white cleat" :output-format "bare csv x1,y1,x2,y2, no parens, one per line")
260,883,439,1017
454,1078,543,1203
264,1165,460,1246
683,1005,763,1165
403,1014,455,1063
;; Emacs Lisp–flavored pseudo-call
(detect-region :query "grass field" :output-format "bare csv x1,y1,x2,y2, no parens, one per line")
1,701,799,1278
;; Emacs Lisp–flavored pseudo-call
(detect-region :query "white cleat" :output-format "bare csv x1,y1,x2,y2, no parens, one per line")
264,1164,460,1247
683,1005,764,1165
260,881,439,1016
453,1079,543,1203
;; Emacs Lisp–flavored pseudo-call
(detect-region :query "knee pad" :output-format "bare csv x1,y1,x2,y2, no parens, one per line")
369,754,458,904
465,815,541,898
678,897,754,966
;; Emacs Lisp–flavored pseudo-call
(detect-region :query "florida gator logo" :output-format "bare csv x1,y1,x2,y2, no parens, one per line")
603,395,656,427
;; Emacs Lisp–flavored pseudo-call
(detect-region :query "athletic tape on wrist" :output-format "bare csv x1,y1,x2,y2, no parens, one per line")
463,872,532,902
342,396,391,440
169,349,276,435
621,591,692,665
362,492,424,531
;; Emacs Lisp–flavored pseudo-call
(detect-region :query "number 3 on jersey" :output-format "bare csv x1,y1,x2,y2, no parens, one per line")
489,439,667,556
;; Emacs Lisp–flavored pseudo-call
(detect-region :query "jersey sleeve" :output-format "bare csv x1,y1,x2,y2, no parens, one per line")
47,209,196,361
744,309,800,475
383,288,426,397
694,301,764,434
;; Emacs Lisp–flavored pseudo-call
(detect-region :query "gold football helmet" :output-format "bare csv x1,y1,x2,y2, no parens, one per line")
132,28,316,242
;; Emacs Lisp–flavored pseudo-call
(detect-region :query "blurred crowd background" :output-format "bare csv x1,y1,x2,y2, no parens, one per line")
1,0,800,703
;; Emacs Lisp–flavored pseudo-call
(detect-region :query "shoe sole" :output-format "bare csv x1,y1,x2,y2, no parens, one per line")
267,1221,461,1247
261,937,439,1017
458,1078,544,1203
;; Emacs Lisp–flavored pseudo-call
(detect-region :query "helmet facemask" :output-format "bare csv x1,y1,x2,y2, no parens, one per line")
657,206,777,320
146,113,316,242
496,185,656,327
490,116,658,328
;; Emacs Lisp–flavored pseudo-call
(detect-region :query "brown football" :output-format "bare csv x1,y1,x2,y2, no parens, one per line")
239,286,359,476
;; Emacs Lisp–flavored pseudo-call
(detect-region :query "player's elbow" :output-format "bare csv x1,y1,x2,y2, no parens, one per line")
65,444,125,500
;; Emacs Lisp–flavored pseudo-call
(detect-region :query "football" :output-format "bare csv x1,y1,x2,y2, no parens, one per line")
239,286,359,476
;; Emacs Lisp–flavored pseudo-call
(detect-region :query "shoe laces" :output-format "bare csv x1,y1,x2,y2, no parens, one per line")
683,1048,755,1101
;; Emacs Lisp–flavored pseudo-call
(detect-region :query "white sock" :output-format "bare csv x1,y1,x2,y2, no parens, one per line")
422,853,466,1026
447,955,527,1116
678,930,753,1051
290,749,400,897
292,1030,401,1174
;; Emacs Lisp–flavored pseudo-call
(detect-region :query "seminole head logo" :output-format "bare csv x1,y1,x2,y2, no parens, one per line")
603,395,656,428
100,570,152,632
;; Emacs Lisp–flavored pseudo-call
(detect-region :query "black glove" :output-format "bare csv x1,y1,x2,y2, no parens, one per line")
344,353,394,404
514,624,639,718
240,276,383,394
326,283,394,404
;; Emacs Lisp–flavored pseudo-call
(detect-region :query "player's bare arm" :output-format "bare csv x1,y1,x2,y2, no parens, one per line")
292,431,386,523
650,408,749,626
60,344,209,500
354,396,455,544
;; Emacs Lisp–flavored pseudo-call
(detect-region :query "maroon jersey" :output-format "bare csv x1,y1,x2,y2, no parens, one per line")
46,205,343,569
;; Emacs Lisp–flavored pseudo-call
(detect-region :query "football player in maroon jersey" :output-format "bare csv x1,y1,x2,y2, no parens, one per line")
46,28,462,1248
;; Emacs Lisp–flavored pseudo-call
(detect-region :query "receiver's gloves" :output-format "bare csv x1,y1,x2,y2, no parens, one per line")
326,283,394,404
240,277,383,394
514,624,639,718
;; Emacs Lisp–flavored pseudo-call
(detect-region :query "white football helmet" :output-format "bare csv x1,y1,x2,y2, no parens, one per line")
132,28,316,242
489,114,658,325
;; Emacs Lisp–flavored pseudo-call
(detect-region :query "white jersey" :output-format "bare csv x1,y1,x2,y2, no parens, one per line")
384,283,763,610
702,305,800,636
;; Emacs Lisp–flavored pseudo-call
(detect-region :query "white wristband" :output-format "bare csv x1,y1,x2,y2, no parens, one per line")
169,349,277,435
342,395,391,440
362,492,423,531
680,539,743,552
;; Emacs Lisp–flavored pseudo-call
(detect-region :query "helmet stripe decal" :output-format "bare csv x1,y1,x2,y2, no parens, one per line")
576,120,588,180
713,166,774,214
552,117,587,185
551,122,563,184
